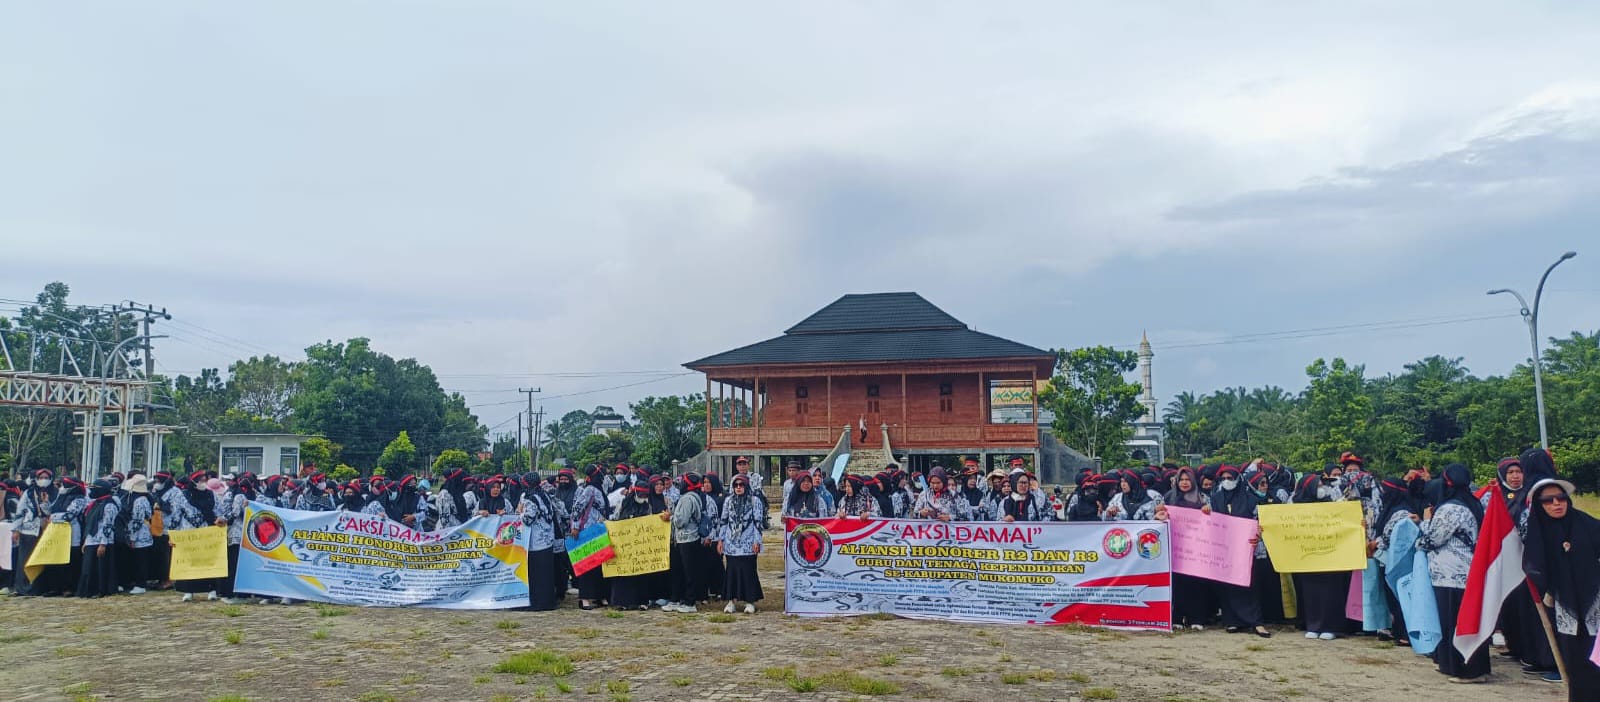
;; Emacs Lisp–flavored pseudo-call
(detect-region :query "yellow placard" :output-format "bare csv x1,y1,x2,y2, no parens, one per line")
169,526,230,580
1258,501,1366,573
600,514,672,578
24,521,73,582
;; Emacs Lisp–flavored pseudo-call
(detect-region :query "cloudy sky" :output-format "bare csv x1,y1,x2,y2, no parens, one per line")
4,2,1598,436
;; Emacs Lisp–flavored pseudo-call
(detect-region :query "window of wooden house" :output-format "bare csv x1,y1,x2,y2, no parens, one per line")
796,385,808,398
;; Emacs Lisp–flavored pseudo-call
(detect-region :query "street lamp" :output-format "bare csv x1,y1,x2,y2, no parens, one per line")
1487,250,1577,449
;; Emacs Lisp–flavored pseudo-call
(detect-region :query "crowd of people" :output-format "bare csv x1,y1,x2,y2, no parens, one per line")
4,448,1598,697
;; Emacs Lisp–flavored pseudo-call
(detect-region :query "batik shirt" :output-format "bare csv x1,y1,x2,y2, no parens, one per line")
518,492,569,552
361,500,385,517
124,495,154,548
296,491,336,512
837,493,879,519
1002,494,1051,522
781,491,823,520
569,484,608,533
1418,501,1478,589
434,490,478,529
1102,491,1163,522
12,489,51,536
51,495,90,546
738,472,763,493
717,494,765,556
1372,508,1412,552
222,492,248,545
978,491,1007,521
912,489,972,521
82,500,120,547
156,486,202,531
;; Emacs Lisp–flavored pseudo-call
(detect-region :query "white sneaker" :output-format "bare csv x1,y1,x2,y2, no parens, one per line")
743,603,756,614
206,591,219,601
255,597,271,604
1318,632,1336,641
181,593,194,602
1492,632,1507,647
723,602,736,614
279,598,293,605
1305,631,1319,639
653,598,670,607
222,597,246,605
566,587,579,596
1190,624,1203,631
0,587,12,596
128,586,147,595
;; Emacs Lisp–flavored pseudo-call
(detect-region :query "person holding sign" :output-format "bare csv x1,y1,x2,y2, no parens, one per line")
1289,473,1353,641
1523,477,1600,700
1210,465,1272,638
912,467,971,522
173,472,221,602
610,470,668,610
836,475,878,520
1157,467,1214,630
1103,470,1162,522
717,474,766,614
520,472,569,612
10,467,57,596
1369,477,1418,647
1418,463,1489,683
40,477,89,596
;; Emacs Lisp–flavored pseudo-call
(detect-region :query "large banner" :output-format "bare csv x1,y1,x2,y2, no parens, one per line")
235,501,529,609
784,518,1170,631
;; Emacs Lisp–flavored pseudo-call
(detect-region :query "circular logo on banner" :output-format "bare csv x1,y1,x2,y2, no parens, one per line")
1102,528,1133,559
247,511,286,551
495,521,523,547
1135,529,1162,560
789,524,833,569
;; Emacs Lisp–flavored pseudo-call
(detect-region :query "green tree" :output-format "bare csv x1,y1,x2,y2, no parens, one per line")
329,464,359,482
1040,346,1144,466
571,432,633,470
542,410,594,459
433,448,472,474
627,394,706,470
299,437,342,474
378,430,418,478
228,354,299,425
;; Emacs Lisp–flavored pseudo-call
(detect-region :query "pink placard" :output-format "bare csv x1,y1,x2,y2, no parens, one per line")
1591,629,1600,668
1167,507,1255,587
1345,567,1363,621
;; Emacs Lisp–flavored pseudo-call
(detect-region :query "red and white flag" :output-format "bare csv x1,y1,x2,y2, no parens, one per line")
1454,492,1524,658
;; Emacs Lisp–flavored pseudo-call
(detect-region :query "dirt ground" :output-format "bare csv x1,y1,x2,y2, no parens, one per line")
0,534,1566,702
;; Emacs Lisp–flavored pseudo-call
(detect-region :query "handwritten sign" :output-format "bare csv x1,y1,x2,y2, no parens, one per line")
168,526,229,580
601,515,671,578
1257,502,1365,573
1167,507,1255,586
24,521,72,584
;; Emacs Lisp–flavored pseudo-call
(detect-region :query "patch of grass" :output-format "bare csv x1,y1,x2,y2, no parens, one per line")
1084,689,1119,700
533,689,549,701
564,626,601,639
606,681,630,694
399,673,422,685
224,629,244,645
1245,643,1268,652
862,612,896,621
495,649,576,677
471,674,492,685
311,627,330,641
208,696,251,702
877,653,898,666
787,677,819,693
998,653,1013,663
1283,690,1304,698
1000,673,1029,685
217,605,246,618
490,695,515,702
670,677,692,687
764,667,797,681
55,645,87,658
1275,675,1290,683
665,651,689,662
706,613,737,623
1370,641,1396,650
830,673,900,696
234,671,261,682
69,623,89,633
515,676,528,685
1068,672,1091,683
718,653,748,665
1349,655,1394,666
1157,669,1174,677
604,610,625,619
941,667,971,677
584,682,602,695
318,679,346,688
1095,630,1130,642
568,649,604,662
0,633,40,644
1032,669,1058,682
555,680,573,694
356,692,397,702
310,603,350,617
987,638,1005,647
64,683,93,695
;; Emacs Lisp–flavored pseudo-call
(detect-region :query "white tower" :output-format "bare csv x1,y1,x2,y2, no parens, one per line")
1137,331,1157,423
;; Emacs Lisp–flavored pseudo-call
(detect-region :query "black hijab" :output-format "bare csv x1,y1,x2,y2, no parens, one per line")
869,473,896,518
706,473,727,510
443,469,470,519
184,478,217,525
785,475,820,517
1439,463,1484,525
961,475,985,507
1514,448,1559,521
553,471,578,510
83,479,117,529
1293,474,1327,504
480,480,511,515
1068,474,1103,521
1119,470,1150,510
1164,467,1205,510
1373,478,1416,530
339,486,365,512
49,478,86,514
1523,480,1600,628
1210,466,1258,518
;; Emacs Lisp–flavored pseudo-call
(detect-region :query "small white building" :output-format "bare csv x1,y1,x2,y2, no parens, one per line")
201,433,312,477
591,412,625,435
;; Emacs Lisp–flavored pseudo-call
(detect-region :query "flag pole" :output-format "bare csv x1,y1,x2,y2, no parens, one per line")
1530,589,1571,692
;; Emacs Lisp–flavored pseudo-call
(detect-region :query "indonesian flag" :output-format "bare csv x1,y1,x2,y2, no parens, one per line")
1453,492,1523,658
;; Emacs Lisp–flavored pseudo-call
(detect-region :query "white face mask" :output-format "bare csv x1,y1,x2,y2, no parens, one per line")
1220,479,1238,491
152,481,165,492
633,494,648,503
36,478,52,488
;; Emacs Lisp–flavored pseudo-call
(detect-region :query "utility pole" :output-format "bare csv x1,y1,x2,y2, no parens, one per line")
1488,251,1578,449
532,406,546,469
115,301,170,378
519,388,541,469
516,412,524,468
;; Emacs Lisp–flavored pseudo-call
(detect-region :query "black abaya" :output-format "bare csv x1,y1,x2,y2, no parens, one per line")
722,554,762,603
12,534,38,594
1434,586,1490,679
1557,631,1600,702
76,545,116,597
526,548,557,611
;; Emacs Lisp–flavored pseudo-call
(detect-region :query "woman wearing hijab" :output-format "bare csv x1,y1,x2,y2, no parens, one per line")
570,466,611,610
1103,470,1162,521
1418,463,1489,683
912,467,971,522
1001,473,1048,522
610,471,667,610
703,474,728,596
1478,458,1539,669
518,472,567,612
1290,473,1352,641
1157,467,1212,630
1368,477,1417,646
434,469,477,529
383,475,426,529
337,482,366,512
551,469,580,598
1211,465,1272,638
217,474,251,604
76,479,120,598
174,472,220,602
1064,473,1103,522
10,468,58,596
667,472,715,613
960,470,986,515
477,477,513,517
783,473,824,519
118,475,156,595
296,473,337,512
1510,450,1563,677
39,477,90,595
836,475,879,519
1523,477,1600,699
717,474,766,614
360,477,388,516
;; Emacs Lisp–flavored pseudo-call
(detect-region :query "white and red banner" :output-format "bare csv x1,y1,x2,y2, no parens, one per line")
784,518,1171,631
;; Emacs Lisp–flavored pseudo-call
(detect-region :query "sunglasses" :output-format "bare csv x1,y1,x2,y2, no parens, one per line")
1539,495,1569,505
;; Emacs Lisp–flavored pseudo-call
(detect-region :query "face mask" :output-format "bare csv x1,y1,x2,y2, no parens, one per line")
1253,487,1267,498
633,495,648,503
316,481,327,491
1220,479,1238,491
152,481,165,492
35,478,51,488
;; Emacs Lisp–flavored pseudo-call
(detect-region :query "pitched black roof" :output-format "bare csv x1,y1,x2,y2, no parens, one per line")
686,293,1053,368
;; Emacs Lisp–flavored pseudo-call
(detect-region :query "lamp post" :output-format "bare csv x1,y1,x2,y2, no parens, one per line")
1488,251,1577,450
